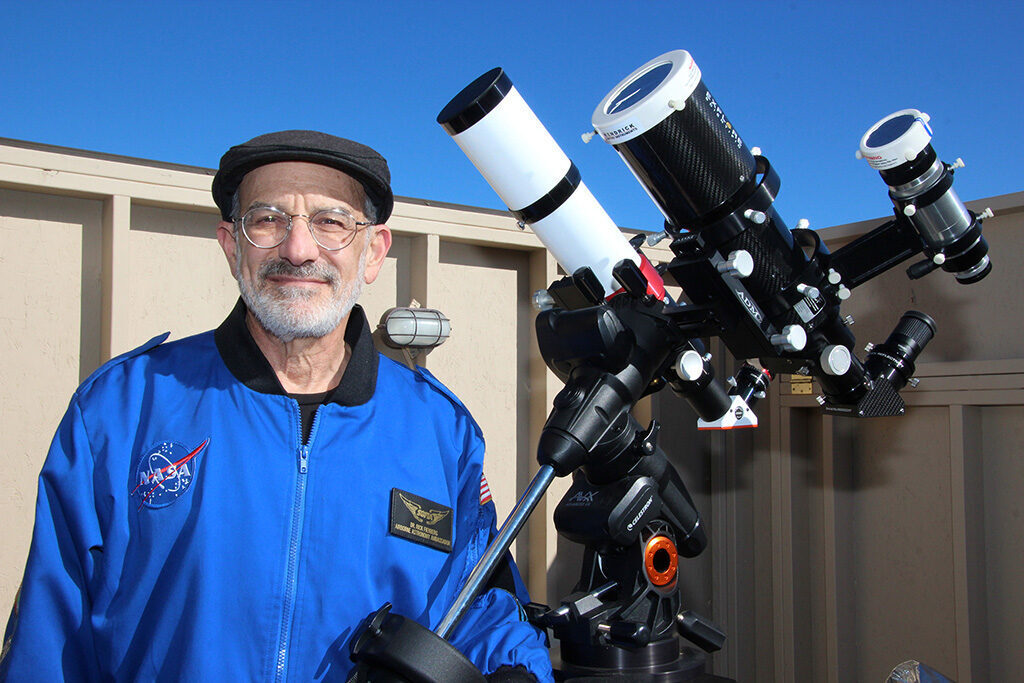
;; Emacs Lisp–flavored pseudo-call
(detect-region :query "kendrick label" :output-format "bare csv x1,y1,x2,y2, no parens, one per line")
389,488,453,553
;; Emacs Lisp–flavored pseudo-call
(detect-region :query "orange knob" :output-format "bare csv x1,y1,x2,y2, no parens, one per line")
644,535,678,587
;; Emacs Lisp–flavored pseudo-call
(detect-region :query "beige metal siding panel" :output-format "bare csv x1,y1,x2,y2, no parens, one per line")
0,214,84,622
832,407,959,681
429,243,529,561
124,207,240,350
979,406,1024,680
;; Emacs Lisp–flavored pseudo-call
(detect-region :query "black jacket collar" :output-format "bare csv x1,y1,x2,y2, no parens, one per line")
214,298,378,406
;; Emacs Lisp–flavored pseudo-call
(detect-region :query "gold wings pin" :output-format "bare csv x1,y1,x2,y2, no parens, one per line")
399,492,451,526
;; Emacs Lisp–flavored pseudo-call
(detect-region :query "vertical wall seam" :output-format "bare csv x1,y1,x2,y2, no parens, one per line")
101,194,130,360
948,404,976,682
772,393,794,680
820,415,839,683
528,248,558,604
408,234,441,368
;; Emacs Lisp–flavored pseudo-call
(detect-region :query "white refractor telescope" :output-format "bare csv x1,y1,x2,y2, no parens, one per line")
437,68,664,301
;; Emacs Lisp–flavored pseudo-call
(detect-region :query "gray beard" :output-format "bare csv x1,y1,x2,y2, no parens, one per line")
236,249,367,343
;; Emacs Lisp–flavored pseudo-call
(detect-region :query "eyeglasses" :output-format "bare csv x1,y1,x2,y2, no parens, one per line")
235,205,373,251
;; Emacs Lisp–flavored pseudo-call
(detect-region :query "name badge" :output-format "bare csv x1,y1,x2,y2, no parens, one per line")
389,488,453,553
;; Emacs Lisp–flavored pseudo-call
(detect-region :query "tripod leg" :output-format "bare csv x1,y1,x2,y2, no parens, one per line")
433,465,557,639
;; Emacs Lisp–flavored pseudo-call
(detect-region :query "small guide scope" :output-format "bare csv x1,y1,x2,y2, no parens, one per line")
858,109,991,284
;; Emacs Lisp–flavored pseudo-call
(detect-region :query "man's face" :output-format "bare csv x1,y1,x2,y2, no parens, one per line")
217,161,391,342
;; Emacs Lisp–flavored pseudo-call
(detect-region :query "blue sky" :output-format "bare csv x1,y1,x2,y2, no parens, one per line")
3,1,1021,231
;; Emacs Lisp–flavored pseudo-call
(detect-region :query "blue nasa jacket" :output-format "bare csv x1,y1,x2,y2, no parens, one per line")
1,301,553,682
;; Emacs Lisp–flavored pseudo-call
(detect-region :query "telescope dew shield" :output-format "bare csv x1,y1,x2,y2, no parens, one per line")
438,68,649,298
592,50,757,229
858,109,991,284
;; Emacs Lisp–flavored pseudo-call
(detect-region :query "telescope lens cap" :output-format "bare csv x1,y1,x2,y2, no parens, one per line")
865,113,918,148
606,62,673,115
437,67,513,135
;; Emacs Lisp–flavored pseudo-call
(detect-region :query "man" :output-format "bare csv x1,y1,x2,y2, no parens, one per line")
1,131,553,681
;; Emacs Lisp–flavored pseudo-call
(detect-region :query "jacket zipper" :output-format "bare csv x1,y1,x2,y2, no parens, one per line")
274,403,319,682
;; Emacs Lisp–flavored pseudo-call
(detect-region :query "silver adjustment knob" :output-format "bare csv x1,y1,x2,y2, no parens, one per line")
532,289,555,311
743,209,767,225
820,345,852,376
646,230,670,247
716,250,754,279
674,349,706,382
795,283,820,299
771,325,807,352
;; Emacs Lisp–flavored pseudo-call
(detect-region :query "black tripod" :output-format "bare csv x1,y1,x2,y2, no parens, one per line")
529,418,733,682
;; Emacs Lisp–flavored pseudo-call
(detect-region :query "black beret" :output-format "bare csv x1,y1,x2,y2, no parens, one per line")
211,130,393,223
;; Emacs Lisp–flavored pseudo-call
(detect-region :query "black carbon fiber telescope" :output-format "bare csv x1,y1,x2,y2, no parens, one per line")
592,50,757,229
592,49,813,342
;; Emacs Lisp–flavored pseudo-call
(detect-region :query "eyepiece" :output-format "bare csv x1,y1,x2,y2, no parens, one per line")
864,311,936,391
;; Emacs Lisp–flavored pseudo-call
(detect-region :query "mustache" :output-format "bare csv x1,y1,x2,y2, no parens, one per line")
257,260,339,285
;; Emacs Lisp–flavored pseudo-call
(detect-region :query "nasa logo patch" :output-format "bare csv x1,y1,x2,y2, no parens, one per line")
131,438,209,509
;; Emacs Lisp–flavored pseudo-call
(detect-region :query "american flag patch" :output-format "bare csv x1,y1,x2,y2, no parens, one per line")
480,473,492,505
